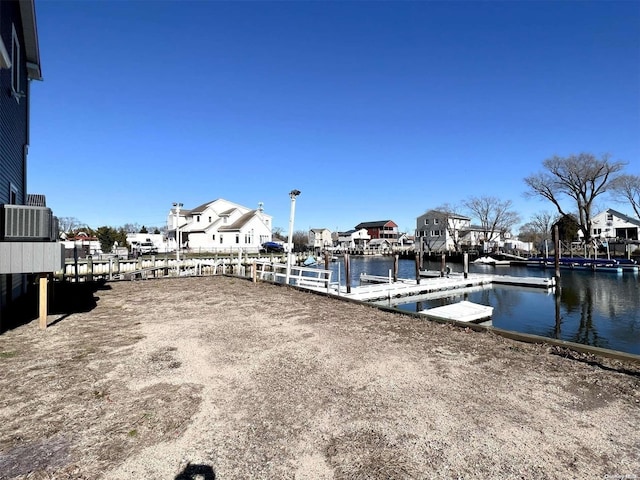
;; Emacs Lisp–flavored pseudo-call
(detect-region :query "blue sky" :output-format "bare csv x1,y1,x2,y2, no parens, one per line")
27,0,640,234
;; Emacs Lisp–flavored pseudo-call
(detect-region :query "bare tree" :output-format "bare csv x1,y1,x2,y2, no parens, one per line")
58,216,83,235
518,211,555,251
462,196,520,249
524,153,626,242
609,173,640,219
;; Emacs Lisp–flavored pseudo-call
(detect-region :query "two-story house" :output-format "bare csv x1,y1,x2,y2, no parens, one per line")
354,220,399,243
167,198,273,253
334,228,370,250
1,0,63,330
586,208,640,242
416,210,471,253
308,228,332,251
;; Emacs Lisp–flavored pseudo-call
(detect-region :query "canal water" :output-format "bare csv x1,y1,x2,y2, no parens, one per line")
317,256,640,355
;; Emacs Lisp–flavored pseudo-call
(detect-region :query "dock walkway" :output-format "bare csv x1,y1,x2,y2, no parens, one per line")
327,272,555,302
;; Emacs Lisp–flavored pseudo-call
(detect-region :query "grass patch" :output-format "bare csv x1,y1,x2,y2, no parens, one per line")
0,351,17,359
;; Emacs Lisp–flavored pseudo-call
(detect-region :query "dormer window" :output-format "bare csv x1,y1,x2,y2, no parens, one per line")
196,215,200,222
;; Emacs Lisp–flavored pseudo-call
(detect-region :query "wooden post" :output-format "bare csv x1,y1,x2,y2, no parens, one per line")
87,255,93,282
344,253,351,294
39,273,48,329
554,225,561,283
73,245,79,283
419,237,424,270
463,253,469,279
414,253,420,285
440,253,446,277
324,253,330,289
252,260,257,283
393,254,399,282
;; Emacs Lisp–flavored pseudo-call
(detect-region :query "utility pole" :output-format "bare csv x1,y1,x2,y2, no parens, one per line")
173,202,183,262
285,190,301,284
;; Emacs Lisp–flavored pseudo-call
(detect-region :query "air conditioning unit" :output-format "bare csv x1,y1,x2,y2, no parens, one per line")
1,205,55,241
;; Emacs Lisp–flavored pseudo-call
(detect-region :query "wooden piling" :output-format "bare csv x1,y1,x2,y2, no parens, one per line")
393,254,399,282
463,253,469,279
39,273,48,329
414,253,420,285
344,253,351,294
87,256,93,282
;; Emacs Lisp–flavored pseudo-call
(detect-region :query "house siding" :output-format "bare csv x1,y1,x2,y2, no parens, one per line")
0,0,29,206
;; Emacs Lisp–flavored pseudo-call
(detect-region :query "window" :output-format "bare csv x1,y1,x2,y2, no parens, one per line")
607,213,613,222
11,25,21,99
219,235,223,244
196,215,200,222
9,183,18,204
434,218,439,225
235,234,239,244
424,219,429,225
208,216,212,223
212,234,215,241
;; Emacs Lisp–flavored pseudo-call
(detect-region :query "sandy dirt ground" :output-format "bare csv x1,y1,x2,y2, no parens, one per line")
0,276,639,480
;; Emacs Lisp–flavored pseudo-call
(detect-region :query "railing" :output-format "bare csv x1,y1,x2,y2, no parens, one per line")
254,261,335,292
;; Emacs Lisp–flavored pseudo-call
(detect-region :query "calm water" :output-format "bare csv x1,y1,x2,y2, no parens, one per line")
316,256,640,355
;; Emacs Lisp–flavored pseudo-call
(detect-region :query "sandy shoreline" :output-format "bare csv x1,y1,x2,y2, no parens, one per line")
1,276,639,479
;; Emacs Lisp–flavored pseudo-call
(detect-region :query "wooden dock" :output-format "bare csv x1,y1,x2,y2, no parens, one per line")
332,272,555,302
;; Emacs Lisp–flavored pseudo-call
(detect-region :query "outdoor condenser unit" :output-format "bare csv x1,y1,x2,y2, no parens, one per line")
1,204,55,241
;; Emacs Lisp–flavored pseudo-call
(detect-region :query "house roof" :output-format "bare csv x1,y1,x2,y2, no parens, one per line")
310,228,329,233
605,208,640,227
19,0,42,80
218,210,258,232
355,220,397,229
369,238,391,245
422,210,470,221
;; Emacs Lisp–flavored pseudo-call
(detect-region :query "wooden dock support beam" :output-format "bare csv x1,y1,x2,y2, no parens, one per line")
39,273,48,329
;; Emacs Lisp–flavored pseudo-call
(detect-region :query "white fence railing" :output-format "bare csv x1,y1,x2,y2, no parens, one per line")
254,261,335,292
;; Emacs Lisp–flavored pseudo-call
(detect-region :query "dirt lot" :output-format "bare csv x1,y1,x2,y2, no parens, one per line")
0,276,639,479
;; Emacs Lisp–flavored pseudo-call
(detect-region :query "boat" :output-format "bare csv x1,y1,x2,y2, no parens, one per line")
302,256,318,267
524,257,629,273
473,256,511,266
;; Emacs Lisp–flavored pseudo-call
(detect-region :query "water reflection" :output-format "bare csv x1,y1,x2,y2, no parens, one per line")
317,256,640,355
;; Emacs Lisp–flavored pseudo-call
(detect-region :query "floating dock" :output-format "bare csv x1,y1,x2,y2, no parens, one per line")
334,272,555,302
419,301,493,323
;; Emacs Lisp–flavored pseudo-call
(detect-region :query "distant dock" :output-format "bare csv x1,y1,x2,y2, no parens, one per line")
316,271,555,302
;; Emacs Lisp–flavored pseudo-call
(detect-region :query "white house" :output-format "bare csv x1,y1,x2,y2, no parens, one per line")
167,199,273,253
582,208,640,242
334,228,371,249
308,228,333,250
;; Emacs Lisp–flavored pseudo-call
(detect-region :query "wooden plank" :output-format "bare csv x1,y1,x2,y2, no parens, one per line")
39,273,48,329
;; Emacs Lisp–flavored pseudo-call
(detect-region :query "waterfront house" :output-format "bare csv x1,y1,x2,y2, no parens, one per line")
586,208,640,242
334,228,370,250
308,228,332,251
416,210,471,253
167,199,273,253
367,238,392,253
1,0,63,329
354,220,399,243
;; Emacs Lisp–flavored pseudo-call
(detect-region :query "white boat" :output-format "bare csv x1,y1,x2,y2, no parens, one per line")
473,256,511,266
